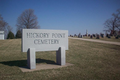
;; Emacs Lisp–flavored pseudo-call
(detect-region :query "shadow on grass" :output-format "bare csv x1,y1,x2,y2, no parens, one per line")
0,58,56,67
110,45,120,51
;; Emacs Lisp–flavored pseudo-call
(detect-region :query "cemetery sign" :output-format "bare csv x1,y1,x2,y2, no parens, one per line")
22,29,68,69
22,29,68,52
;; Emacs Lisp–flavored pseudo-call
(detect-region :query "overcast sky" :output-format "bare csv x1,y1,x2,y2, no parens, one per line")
0,0,120,35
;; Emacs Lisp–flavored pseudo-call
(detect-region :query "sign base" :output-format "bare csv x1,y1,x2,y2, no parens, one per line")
56,47,66,65
27,46,66,69
27,48,36,69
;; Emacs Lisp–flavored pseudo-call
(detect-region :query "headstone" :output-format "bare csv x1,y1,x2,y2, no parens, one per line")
108,36,111,38
78,33,81,38
88,34,90,37
22,29,68,69
95,34,97,38
96,35,100,39
115,35,119,39
103,34,105,38
107,34,111,38
106,33,109,37
101,34,104,38
0,31,4,40
70,35,73,37
115,36,119,39
90,35,93,38
93,34,95,37
74,34,77,37
81,35,83,38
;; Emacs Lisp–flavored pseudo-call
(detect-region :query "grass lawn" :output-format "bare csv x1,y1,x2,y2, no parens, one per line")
83,36,120,42
0,39,120,80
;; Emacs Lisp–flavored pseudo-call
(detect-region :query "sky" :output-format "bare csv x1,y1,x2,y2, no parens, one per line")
0,0,120,35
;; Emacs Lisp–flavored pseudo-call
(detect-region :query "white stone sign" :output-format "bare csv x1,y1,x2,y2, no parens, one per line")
22,29,68,69
0,31,4,40
22,29,68,52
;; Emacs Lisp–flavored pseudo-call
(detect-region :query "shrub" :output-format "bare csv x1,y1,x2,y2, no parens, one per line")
16,30,22,38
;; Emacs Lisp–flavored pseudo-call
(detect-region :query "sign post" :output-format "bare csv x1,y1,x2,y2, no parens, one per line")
56,47,66,65
27,48,36,69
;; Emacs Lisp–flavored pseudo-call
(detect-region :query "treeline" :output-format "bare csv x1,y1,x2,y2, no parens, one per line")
7,30,21,39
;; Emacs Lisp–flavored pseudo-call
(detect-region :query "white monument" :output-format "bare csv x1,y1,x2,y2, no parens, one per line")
86,30,88,37
0,31,4,40
22,29,68,69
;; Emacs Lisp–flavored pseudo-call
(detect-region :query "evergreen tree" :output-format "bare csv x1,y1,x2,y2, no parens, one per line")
7,31,14,39
16,30,22,38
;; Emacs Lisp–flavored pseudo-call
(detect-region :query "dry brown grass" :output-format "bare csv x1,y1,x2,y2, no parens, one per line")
0,39,120,80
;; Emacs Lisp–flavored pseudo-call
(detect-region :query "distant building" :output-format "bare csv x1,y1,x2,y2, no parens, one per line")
0,31,4,40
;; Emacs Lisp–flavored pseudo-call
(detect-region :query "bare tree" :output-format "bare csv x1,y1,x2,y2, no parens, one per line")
104,18,114,32
0,14,7,31
16,9,40,31
112,9,120,30
7,25,12,32
104,9,120,36
0,14,10,38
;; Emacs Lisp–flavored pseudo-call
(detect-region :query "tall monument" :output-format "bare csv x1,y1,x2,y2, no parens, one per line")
86,30,88,37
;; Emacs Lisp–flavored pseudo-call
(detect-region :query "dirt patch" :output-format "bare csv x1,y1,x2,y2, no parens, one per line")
19,63,73,72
